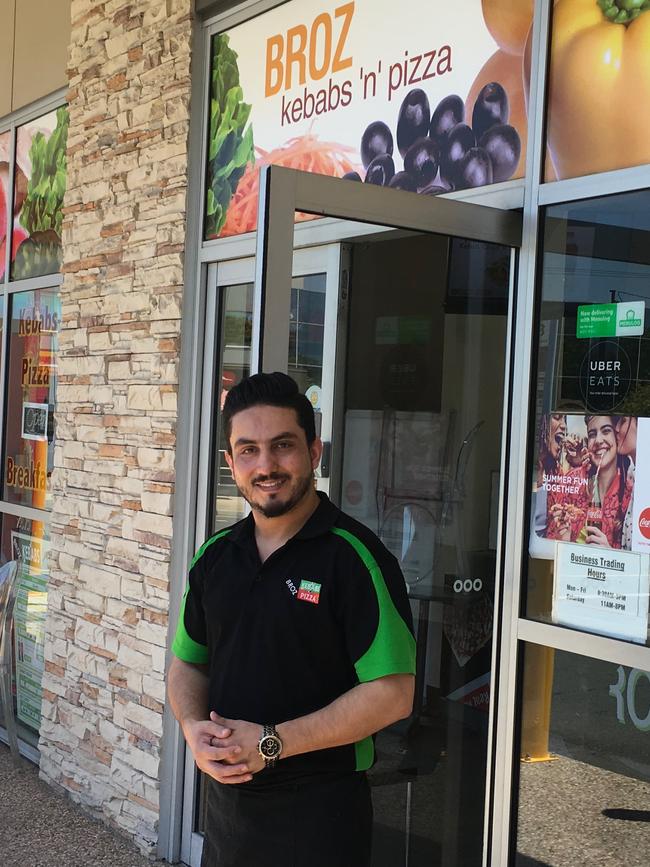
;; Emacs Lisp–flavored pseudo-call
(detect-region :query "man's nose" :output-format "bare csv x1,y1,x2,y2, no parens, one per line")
256,446,279,474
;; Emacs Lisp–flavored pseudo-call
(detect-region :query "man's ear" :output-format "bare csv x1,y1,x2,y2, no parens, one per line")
310,437,323,470
224,450,235,478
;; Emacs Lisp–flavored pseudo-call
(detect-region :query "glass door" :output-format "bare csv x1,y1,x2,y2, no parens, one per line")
253,166,521,867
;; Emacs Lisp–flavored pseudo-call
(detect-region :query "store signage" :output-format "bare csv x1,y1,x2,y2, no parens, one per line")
17,304,60,335
579,340,632,412
577,301,645,339
5,457,47,491
21,355,52,386
206,0,530,237
553,542,650,644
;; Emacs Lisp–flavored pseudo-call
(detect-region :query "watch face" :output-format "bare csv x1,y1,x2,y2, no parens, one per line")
260,735,281,759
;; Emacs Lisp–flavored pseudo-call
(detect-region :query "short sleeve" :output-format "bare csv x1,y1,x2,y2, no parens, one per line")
171,533,224,664
332,527,416,683
172,529,232,662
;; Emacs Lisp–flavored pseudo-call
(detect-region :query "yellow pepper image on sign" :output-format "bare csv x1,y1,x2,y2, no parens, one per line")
548,0,650,179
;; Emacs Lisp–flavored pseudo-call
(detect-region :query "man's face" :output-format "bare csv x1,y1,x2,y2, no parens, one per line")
587,416,617,471
225,404,322,519
548,414,566,461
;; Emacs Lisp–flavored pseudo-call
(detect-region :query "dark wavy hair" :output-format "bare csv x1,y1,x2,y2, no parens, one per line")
222,372,316,452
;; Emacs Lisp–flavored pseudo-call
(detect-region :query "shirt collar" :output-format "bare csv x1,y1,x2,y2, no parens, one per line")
227,491,340,548
294,491,340,540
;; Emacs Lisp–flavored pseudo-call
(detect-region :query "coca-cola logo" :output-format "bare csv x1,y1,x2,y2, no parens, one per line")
639,508,650,540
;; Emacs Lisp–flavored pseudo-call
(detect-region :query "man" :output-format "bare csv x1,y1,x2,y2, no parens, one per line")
168,372,415,867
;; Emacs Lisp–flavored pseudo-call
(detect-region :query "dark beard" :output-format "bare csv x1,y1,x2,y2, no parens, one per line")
239,472,314,518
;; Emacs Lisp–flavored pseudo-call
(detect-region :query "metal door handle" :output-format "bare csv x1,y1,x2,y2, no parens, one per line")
320,441,331,478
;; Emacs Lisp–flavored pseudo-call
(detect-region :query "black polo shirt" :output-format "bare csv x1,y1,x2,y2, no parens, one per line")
172,492,415,784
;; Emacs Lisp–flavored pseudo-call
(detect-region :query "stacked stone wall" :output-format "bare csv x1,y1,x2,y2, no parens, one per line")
39,0,193,852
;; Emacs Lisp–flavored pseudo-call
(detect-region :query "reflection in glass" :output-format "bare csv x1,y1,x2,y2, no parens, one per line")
342,232,510,865
0,514,49,747
212,283,253,529
3,289,60,510
10,107,68,280
527,191,650,648
288,274,326,392
516,647,650,867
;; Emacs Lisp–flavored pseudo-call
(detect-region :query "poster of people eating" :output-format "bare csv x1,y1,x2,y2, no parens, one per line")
533,413,648,553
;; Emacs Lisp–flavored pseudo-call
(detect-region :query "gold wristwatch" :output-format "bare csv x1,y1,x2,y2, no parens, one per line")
258,724,283,768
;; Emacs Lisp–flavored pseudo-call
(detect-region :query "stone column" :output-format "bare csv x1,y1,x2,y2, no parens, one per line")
39,0,194,852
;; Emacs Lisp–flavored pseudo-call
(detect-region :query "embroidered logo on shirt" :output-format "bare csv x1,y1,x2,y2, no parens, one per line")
297,580,321,604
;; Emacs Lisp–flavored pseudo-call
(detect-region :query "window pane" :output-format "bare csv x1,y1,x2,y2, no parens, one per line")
288,274,326,395
516,646,650,866
0,514,49,747
527,191,650,647
10,107,68,281
3,289,60,510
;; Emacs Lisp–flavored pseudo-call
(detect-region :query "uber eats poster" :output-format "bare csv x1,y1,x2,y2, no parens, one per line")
204,0,532,238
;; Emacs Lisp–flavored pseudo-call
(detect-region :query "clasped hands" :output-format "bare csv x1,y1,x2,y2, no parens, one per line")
184,711,266,785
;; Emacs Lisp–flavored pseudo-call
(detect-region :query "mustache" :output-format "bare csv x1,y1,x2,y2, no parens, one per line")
252,473,290,484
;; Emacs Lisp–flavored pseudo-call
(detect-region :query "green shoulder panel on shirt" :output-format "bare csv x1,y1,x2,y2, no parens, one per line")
171,529,231,664
331,527,416,682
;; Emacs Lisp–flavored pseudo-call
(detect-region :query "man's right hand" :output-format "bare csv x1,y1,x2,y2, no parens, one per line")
182,717,254,785
167,657,254,785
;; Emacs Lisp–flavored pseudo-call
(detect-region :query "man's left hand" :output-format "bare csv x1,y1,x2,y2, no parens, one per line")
209,712,266,773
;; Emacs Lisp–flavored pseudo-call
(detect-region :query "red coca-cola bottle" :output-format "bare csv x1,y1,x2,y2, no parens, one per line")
586,478,602,532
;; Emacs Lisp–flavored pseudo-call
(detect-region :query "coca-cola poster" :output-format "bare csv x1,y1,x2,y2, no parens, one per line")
533,413,644,553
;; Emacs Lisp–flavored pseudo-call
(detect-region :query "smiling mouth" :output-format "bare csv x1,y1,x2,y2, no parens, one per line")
253,476,289,492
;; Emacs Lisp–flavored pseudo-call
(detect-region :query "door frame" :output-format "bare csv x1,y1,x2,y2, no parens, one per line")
253,165,523,867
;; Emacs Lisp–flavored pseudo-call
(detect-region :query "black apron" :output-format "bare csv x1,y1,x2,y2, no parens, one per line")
201,771,372,867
